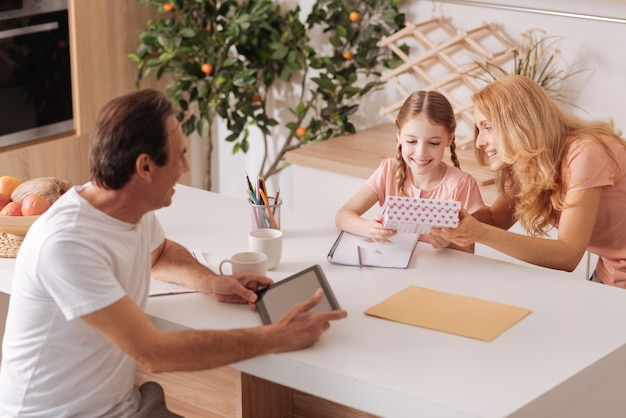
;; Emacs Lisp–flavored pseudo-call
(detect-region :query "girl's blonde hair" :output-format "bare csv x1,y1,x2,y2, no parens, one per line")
394,90,459,196
473,74,624,235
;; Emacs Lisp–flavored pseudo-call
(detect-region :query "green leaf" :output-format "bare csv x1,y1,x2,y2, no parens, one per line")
159,52,175,61
240,137,249,153
198,80,209,98
336,24,347,39
128,53,141,63
179,28,196,38
225,133,239,143
182,115,196,135
272,47,289,60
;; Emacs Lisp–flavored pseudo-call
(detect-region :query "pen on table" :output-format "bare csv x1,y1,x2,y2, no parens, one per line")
357,245,363,268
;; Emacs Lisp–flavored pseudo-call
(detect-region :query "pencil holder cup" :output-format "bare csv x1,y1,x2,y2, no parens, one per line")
250,196,282,230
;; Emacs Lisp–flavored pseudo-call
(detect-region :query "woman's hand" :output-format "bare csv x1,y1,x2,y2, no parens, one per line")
431,208,484,247
428,233,451,249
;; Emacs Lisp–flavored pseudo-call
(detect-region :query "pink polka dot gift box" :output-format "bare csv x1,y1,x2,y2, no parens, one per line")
382,196,461,234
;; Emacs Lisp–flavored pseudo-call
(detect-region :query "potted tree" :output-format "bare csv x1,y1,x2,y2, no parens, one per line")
129,0,405,189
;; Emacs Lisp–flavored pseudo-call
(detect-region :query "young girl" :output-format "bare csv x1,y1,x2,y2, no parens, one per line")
433,75,626,286
335,90,485,253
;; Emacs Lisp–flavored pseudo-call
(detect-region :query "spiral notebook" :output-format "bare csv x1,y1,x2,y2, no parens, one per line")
327,231,419,269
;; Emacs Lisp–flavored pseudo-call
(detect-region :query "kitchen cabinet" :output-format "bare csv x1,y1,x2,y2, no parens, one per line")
0,1,175,185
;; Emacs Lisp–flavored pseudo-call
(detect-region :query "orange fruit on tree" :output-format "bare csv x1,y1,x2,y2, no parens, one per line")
252,94,261,104
163,2,174,12
295,127,307,138
349,11,361,23
0,175,22,196
201,63,213,75
342,51,354,60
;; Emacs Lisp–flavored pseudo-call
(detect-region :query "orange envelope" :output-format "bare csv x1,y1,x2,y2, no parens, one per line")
364,285,532,342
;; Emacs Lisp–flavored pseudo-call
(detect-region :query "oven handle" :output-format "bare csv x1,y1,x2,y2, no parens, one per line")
0,22,59,40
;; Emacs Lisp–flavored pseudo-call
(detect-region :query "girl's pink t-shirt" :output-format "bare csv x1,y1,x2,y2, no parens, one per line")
561,137,626,287
366,159,485,244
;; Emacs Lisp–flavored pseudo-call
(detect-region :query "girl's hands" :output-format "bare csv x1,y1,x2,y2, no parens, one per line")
366,215,397,242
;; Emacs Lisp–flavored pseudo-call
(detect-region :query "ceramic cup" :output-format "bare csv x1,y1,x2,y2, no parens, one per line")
249,228,283,270
219,251,267,276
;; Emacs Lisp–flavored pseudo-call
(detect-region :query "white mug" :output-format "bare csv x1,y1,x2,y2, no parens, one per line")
249,228,283,270
219,251,267,275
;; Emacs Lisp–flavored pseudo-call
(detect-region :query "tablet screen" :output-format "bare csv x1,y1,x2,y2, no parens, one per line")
256,264,341,325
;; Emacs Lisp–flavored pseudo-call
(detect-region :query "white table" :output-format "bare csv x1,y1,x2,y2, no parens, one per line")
2,184,626,417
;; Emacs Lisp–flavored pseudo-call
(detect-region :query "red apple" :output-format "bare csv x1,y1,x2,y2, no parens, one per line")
21,194,51,216
0,201,22,216
0,194,9,210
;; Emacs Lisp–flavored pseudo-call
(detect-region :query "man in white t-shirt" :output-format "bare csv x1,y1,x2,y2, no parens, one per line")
0,89,347,417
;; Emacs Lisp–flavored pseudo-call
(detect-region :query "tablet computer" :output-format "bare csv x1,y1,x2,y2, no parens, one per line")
256,264,341,325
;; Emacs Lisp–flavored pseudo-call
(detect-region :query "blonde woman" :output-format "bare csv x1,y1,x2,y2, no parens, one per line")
434,75,626,287
335,90,484,253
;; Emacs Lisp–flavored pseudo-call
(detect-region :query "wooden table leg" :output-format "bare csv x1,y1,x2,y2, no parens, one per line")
240,373,293,418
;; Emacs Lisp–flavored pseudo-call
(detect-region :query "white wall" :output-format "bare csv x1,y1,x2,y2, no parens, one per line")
209,0,626,209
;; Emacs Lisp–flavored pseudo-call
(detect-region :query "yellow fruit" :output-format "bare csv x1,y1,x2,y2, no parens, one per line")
349,11,361,23
0,176,22,196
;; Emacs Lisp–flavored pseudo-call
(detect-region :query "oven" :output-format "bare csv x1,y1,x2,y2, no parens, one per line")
0,0,73,148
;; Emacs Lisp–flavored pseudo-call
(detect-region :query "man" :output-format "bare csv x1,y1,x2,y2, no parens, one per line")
0,89,347,417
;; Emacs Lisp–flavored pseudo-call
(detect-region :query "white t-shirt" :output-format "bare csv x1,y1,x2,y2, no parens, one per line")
0,184,165,417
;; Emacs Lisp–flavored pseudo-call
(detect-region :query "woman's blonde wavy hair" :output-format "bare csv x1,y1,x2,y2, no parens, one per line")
394,90,459,196
473,74,624,236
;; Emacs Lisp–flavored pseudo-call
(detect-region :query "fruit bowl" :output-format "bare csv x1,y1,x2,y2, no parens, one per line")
0,215,40,240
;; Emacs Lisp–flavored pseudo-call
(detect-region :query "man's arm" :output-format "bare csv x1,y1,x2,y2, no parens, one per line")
82,290,347,373
150,238,272,304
